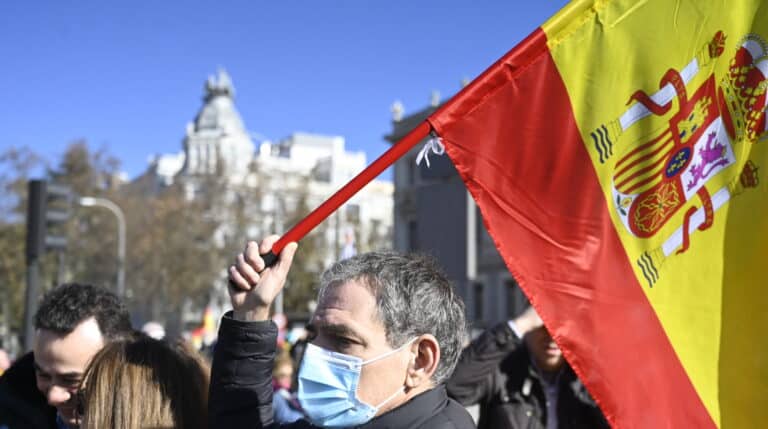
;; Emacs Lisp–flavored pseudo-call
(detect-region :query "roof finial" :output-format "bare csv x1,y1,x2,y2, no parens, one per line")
204,68,235,100
430,90,441,107
391,100,404,122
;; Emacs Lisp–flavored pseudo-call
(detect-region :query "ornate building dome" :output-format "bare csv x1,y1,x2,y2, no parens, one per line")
181,69,255,178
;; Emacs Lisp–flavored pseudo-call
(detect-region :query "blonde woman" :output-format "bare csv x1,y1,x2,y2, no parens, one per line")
78,335,209,429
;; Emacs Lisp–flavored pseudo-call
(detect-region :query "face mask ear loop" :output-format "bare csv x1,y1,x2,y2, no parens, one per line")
355,337,420,411
373,384,406,409
360,337,420,366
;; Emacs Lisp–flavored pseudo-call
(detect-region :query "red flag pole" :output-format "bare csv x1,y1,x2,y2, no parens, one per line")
261,121,432,266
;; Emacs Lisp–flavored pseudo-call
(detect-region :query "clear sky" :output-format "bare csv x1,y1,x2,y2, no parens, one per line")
0,1,569,180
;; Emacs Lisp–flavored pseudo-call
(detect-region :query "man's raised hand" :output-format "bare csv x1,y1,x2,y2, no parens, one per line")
228,235,298,321
512,305,545,337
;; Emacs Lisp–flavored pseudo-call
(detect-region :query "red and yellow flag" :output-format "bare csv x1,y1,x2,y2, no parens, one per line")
429,1,768,427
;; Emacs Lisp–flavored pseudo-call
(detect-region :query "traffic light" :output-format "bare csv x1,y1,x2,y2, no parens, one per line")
24,179,72,351
25,179,71,262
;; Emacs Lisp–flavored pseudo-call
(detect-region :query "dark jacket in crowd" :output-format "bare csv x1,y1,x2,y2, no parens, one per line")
209,312,476,429
0,352,58,429
446,322,608,429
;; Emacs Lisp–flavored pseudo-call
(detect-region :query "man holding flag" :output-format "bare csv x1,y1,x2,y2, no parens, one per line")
209,237,475,428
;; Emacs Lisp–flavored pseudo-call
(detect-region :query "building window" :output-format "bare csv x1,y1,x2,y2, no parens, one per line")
473,282,484,324
407,220,419,250
407,158,417,185
346,204,360,223
505,278,526,317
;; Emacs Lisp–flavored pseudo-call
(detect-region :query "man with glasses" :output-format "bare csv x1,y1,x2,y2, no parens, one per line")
0,283,132,429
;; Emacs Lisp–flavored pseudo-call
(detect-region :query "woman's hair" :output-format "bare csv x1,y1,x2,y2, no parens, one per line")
80,334,210,429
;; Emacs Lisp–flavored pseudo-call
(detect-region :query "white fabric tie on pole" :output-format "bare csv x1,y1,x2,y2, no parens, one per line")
415,134,445,168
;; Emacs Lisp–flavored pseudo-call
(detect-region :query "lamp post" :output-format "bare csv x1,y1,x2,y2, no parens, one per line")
79,197,126,297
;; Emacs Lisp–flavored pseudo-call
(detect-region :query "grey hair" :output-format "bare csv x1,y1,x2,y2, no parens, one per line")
318,251,467,385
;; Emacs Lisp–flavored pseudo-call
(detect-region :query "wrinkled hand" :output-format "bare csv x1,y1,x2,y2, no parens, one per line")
512,306,544,337
228,235,298,321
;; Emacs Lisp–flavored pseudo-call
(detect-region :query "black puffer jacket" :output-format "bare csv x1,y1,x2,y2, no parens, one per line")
209,312,476,429
446,323,608,429
0,352,58,429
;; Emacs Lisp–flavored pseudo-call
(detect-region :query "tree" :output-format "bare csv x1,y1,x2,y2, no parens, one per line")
208,161,326,317
281,181,325,316
120,182,219,332
0,141,227,340
40,142,223,334
0,147,46,345
0,139,355,344
48,141,124,291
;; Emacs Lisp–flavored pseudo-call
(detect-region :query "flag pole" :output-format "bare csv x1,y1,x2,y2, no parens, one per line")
260,121,432,267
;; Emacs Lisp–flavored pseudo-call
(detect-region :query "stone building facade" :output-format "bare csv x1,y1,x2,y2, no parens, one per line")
139,69,393,323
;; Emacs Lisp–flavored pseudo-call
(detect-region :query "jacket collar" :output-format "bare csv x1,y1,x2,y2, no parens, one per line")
360,385,448,429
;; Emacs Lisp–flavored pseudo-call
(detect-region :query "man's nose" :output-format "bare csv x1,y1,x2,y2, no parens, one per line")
46,385,72,406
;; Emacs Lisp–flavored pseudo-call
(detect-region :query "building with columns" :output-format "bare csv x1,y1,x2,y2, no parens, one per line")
139,69,393,321
182,70,255,179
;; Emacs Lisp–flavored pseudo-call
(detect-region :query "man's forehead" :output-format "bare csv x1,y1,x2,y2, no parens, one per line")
34,349,85,377
316,280,379,321
313,280,388,340
34,317,105,374
319,278,376,303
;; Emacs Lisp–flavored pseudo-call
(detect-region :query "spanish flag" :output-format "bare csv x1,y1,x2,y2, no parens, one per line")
429,1,767,427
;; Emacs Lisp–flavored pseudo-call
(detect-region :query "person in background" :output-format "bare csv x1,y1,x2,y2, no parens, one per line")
287,327,309,390
140,321,166,340
446,306,608,429
0,283,132,429
0,350,10,377
78,334,209,429
271,353,304,424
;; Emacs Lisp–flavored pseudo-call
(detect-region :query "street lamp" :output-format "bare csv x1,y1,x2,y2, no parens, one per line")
79,197,126,297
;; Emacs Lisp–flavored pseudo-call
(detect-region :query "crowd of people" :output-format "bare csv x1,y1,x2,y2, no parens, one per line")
0,234,608,428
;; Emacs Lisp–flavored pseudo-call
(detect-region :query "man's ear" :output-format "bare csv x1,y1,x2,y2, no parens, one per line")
405,334,440,390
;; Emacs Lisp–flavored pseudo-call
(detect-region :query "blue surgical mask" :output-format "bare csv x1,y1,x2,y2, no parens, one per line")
297,339,416,427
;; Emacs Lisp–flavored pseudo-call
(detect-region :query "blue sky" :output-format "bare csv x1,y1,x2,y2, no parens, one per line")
0,1,568,180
